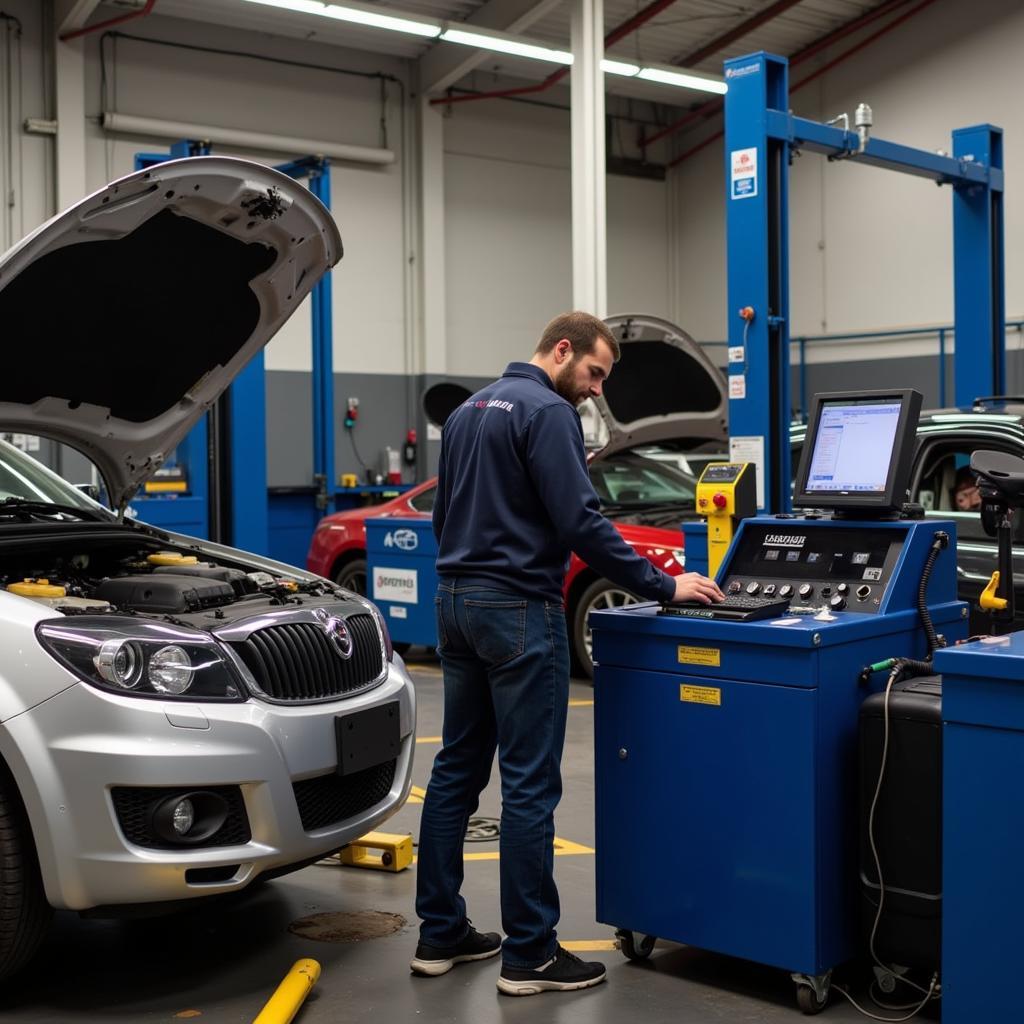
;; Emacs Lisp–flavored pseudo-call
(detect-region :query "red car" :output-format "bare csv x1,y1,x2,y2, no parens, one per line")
308,315,728,677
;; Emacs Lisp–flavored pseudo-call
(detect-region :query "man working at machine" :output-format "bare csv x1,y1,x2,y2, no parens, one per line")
410,311,723,995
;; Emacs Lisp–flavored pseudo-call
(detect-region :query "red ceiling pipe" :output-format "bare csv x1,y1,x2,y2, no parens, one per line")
60,0,157,41
676,0,805,67
429,0,679,107
665,0,938,168
643,0,915,150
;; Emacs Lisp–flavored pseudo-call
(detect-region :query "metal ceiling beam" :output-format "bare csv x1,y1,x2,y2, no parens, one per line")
674,0,805,67
419,0,565,95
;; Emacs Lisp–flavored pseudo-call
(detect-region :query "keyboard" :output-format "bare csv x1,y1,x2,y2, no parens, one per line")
659,595,792,622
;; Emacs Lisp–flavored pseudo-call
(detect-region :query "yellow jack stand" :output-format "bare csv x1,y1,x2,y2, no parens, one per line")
339,831,413,872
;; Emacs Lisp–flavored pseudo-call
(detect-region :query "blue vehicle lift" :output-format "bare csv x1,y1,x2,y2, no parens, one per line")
129,143,337,560
724,52,1004,512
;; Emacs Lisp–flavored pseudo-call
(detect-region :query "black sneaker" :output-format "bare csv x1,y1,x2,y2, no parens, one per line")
497,945,607,996
410,925,502,976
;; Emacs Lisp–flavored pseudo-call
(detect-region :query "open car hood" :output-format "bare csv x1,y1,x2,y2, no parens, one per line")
585,314,727,456
0,156,341,512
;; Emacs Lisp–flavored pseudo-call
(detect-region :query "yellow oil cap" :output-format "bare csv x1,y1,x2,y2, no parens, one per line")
8,578,66,598
147,552,199,567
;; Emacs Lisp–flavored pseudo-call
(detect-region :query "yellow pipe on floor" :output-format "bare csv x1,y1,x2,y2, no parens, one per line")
252,959,321,1024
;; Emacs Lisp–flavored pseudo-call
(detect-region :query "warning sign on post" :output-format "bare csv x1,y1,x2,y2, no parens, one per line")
730,147,757,199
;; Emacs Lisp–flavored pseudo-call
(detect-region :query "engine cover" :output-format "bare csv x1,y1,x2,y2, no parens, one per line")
95,574,235,613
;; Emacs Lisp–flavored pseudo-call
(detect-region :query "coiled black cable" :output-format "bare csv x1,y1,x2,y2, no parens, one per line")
916,531,949,658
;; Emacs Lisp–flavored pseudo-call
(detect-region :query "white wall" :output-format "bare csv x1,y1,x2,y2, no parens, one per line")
669,0,1023,361
443,96,671,377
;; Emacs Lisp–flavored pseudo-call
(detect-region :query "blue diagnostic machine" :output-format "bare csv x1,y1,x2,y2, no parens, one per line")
591,390,967,1013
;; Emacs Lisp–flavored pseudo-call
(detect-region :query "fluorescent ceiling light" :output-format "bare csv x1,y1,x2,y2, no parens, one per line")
601,59,640,77
244,0,441,37
637,66,728,94
440,27,572,65
322,3,440,36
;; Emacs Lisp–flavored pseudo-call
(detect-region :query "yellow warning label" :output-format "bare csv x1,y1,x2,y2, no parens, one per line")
680,684,722,706
677,645,721,666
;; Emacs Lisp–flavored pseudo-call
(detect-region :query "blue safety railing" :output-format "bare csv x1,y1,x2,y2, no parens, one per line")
703,320,1024,422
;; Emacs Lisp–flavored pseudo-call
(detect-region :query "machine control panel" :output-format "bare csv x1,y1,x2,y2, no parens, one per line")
719,521,907,614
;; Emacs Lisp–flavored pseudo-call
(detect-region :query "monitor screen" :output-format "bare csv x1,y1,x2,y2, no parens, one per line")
804,399,902,495
793,389,922,513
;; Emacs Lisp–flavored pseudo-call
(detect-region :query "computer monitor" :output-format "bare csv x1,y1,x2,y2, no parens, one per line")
793,389,922,514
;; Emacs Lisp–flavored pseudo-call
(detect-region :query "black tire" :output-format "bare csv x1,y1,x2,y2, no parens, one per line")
616,929,656,961
0,769,52,983
796,984,829,1015
333,556,411,656
333,556,368,596
571,579,641,679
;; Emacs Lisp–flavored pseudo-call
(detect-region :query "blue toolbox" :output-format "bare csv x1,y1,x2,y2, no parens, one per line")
591,387,968,1013
366,516,438,647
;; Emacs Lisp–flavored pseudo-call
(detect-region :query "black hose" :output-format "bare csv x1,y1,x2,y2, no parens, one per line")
916,531,949,658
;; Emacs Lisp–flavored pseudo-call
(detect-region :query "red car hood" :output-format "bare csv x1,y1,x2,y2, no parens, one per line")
610,521,685,548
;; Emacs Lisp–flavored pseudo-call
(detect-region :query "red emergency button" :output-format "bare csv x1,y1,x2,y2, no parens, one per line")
713,492,728,509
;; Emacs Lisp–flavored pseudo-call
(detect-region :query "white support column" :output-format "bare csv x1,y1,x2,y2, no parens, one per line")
570,0,606,317
54,25,87,210
418,95,447,377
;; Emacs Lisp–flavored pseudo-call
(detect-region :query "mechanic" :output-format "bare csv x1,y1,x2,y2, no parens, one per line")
953,464,982,511
410,310,724,995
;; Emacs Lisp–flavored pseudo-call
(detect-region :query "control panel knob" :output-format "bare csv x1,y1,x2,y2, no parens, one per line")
798,583,814,599
745,581,761,595
778,584,793,599
728,580,742,594
856,584,872,601
837,583,849,595
829,595,847,611
763,583,777,596
713,492,728,509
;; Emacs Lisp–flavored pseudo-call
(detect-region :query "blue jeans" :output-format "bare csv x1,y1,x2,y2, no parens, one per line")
415,581,570,968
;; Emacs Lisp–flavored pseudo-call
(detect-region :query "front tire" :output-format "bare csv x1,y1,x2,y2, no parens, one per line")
0,769,51,982
571,579,641,679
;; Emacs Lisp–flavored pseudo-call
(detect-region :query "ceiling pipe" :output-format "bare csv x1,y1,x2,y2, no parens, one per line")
642,0,918,151
665,0,938,168
675,0,805,68
429,0,680,107
60,0,157,41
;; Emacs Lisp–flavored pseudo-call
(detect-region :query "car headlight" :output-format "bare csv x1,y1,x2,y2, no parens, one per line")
36,617,245,701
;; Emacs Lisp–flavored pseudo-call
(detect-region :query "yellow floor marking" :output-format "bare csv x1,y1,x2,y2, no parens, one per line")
411,835,594,864
415,736,442,744
560,940,618,952
569,699,594,707
406,784,427,805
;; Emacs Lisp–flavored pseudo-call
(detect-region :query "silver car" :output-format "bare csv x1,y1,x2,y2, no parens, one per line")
0,158,416,980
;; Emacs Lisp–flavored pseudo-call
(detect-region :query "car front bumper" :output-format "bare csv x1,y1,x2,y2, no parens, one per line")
1,658,416,911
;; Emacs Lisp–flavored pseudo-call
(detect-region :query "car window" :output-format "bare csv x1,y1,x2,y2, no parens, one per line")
589,452,697,507
408,485,436,514
0,439,108,512
912,438,1011,542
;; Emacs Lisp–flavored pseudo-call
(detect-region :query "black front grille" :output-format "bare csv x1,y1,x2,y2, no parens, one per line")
111,786,251,850
229,614,384,702
293,759,397,832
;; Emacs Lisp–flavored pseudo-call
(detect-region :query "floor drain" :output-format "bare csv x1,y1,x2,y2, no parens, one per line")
288,910,406,943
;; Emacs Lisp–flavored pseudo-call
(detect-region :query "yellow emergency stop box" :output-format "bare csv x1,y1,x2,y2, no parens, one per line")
696,462,757,578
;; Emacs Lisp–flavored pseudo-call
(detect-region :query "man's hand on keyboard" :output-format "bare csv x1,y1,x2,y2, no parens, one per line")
671,572,724,605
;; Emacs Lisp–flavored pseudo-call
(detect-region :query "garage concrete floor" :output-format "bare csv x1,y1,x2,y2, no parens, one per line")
3,653,940,1023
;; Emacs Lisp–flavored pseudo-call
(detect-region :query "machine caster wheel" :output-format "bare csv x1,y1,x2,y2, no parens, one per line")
615,929,656,961
792,971,831,1015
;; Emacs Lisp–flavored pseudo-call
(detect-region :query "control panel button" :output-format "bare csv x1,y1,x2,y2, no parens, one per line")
856,584,872,601
837,583,849,595
798,583,814,599
713,492,728,509
778,584,793,599
821,585,832,597
829,595,847,611
763,583,777,596
728,580,742,594
745,581,761,595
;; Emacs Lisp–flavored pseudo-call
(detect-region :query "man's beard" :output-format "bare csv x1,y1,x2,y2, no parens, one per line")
554,357,586,405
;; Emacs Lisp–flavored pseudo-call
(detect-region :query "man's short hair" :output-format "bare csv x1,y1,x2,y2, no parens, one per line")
535,311,620,362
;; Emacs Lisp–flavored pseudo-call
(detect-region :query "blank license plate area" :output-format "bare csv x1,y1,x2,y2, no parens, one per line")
336,702,401,777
